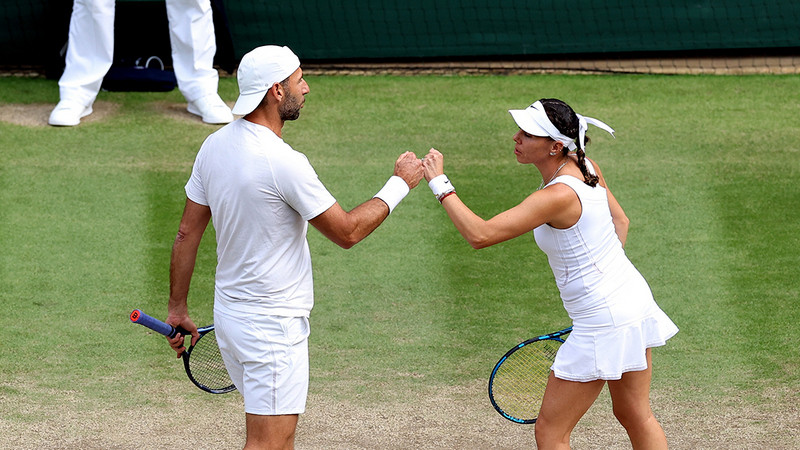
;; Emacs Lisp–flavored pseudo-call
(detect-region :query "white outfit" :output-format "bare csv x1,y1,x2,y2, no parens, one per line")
533,164,678,382
58,0,219,106
185,118,336,414
185,119,336,317
214,305,311,414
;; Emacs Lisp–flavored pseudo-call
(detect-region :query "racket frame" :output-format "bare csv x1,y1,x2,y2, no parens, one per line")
182,325,236,394
130,309,235,394
488,326,573,424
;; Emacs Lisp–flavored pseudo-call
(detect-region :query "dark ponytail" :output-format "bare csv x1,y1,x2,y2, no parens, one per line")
575,148,598,187
540,98,599,187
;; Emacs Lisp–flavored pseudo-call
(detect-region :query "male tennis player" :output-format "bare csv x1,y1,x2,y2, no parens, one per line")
165,45,423,449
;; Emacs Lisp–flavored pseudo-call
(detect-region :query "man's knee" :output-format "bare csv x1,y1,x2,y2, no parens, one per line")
245,414,298,450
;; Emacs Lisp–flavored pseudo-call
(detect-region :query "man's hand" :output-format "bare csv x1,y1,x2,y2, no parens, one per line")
393,151,424,189
165,312,199,358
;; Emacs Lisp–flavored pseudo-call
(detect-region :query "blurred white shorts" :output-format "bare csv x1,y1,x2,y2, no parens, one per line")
214,304,310,415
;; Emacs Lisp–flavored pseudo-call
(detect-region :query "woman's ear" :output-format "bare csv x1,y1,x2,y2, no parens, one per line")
551,141,564,155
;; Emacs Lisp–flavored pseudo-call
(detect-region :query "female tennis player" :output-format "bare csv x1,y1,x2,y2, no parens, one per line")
422,98,678,449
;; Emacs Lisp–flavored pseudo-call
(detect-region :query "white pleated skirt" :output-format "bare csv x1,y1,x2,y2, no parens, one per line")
551,307,678,382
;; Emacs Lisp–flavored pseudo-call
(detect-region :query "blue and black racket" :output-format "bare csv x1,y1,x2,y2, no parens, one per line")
130,309,235,394
488,326,572,424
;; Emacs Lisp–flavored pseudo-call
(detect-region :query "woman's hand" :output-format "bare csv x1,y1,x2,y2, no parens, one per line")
422,148,445,182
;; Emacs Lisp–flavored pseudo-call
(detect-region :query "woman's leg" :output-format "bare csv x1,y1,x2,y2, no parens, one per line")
607,349,668,449
535,373,606,450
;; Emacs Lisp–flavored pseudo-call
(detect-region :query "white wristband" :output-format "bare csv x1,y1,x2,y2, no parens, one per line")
428,174,454,197
373,176,410,214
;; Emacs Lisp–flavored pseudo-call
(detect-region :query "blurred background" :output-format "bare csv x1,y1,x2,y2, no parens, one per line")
2,0,799,78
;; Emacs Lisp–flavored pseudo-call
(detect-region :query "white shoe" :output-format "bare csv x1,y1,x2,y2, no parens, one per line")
48,100,93,126
187,93,234,124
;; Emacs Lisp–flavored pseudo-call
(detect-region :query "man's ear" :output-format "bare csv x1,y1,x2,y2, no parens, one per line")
268,83,283,102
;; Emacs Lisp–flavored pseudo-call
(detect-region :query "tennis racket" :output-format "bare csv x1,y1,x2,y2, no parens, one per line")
488,326,572,424
129,309,236,394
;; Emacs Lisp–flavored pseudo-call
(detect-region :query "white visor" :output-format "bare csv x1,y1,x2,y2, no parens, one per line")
509,100,615,151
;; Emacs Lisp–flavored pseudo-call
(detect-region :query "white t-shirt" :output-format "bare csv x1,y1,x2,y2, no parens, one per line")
185,119,336,317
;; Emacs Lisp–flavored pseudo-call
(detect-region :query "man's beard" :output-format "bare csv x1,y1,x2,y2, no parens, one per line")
279,92,303,121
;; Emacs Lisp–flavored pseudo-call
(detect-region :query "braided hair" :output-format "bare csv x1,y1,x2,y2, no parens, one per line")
539,98,599,187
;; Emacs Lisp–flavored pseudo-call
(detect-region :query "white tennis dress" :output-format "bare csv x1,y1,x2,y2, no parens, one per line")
533,167,678,382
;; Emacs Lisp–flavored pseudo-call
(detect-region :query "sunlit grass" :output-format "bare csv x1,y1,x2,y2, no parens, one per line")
1,73,798,423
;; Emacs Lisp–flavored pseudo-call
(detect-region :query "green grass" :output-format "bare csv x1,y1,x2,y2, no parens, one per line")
1,73,799,432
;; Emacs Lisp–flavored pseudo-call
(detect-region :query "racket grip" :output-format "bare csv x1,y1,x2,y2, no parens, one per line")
130,309,179,338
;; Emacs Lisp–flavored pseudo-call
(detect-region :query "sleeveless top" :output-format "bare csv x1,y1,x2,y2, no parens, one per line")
533,163,678,381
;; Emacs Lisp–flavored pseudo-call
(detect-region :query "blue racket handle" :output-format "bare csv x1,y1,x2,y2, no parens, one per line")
130,309,179,338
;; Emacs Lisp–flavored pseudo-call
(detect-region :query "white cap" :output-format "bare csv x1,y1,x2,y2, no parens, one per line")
232,45,301,115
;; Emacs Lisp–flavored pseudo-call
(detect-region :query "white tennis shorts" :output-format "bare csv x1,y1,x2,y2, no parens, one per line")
214,304,310,415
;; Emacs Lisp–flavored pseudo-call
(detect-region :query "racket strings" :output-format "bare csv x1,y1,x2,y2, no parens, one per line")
187,329,234,392
491,339,562,421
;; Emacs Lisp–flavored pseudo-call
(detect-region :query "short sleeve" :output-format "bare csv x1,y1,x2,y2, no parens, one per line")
185,147,209,206
274,152,336,221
